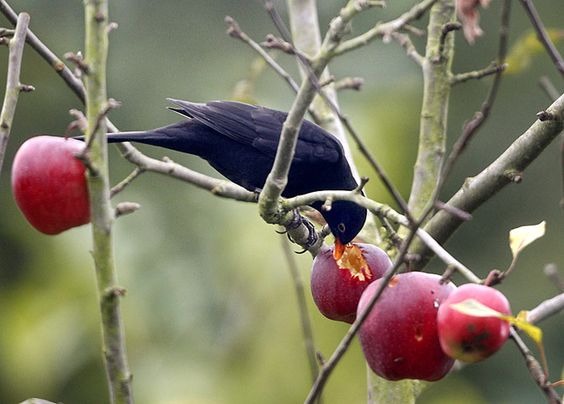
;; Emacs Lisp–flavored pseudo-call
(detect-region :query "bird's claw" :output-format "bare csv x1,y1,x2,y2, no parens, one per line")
285,209,318,252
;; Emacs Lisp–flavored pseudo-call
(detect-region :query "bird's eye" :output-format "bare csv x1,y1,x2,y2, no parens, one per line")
337,223,346,233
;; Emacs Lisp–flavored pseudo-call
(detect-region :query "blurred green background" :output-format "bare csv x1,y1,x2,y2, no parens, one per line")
0,1,563,403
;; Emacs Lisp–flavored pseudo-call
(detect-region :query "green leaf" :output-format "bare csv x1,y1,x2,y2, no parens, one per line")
509,221,546,259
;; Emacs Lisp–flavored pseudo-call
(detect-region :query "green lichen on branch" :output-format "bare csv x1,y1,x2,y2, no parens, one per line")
83,0,133,403
406,0,456,221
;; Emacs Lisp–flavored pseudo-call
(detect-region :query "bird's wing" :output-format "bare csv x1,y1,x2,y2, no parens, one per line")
167,98,343,164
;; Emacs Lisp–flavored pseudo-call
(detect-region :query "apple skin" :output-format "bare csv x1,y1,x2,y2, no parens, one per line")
358,272,456,381
12,136,90,234
437,283,511,363
311,243,391,324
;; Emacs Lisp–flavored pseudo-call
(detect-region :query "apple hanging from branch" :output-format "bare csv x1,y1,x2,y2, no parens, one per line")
12,135,90,234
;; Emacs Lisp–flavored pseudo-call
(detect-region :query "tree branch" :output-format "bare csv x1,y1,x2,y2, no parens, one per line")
0,11,29,177
0,0,85,103
83,0,133,402
526,292,564,325
280,236,320,384
285,190,481,283
509,328,562,403
450,62,507,85
405,0,456,222
332,0,438,57
412,93,564,268
258,0,367,230
519,0,564,77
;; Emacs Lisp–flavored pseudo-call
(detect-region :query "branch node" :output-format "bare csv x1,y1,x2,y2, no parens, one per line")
64,51,90,74
434,200,472,221
483,269,503,286
322,197,333,212
335,76,365,91
94,11,106,23
504,169,523,183
115,201,141,218
433,22,461,63
107,22,119,33
0,27,15,38
355,176,370,193
18,83,35,93
66,108,88,136
262,34,295,55
103,286,127,300
224,16,243,39
536,110,558,122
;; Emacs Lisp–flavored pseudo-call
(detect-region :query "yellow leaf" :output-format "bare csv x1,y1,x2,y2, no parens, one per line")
505,29,564,74
509,221,546,259
511,314,543,344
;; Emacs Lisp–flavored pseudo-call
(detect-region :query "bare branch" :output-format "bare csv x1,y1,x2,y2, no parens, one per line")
412,92,564,268
285,189,481,283
450,63,507,85
405,0,512,254
0,0,85,103
538,76,561,102
0,11,29,177
509,328,562,403
544,263,564,292
519,0,564,77
280,236,320,384
389,31,424,66
526,292,564,325
332,0,438,56
110,167,145,198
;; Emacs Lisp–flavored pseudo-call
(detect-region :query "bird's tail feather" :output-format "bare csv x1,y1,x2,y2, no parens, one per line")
91,120,204,156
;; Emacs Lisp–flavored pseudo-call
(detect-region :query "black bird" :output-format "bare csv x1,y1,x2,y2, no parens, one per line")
104,99,366,253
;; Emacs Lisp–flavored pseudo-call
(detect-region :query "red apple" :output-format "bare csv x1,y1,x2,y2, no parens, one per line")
12,136,90,234
437,283,511,363
311,243,391,323
358,272,456,381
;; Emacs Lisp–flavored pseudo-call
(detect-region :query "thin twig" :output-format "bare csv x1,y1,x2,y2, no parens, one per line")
285,190,481,283
450,63,507,85
0,11,30,177
0,0,85,102
225,16,299,94
509,328,562,403
280,236,320,385
544,263,564,292
519,0,564,77
389,31,425,66
110,167,145,198
538,76,561,102
526,292,564,325
332,0,438,57
413,91,564,268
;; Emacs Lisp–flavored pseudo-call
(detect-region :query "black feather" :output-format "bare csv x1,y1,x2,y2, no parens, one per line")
103,99,367,243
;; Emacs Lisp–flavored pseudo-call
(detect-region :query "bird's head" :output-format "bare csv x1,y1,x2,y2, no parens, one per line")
323,200,367,259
